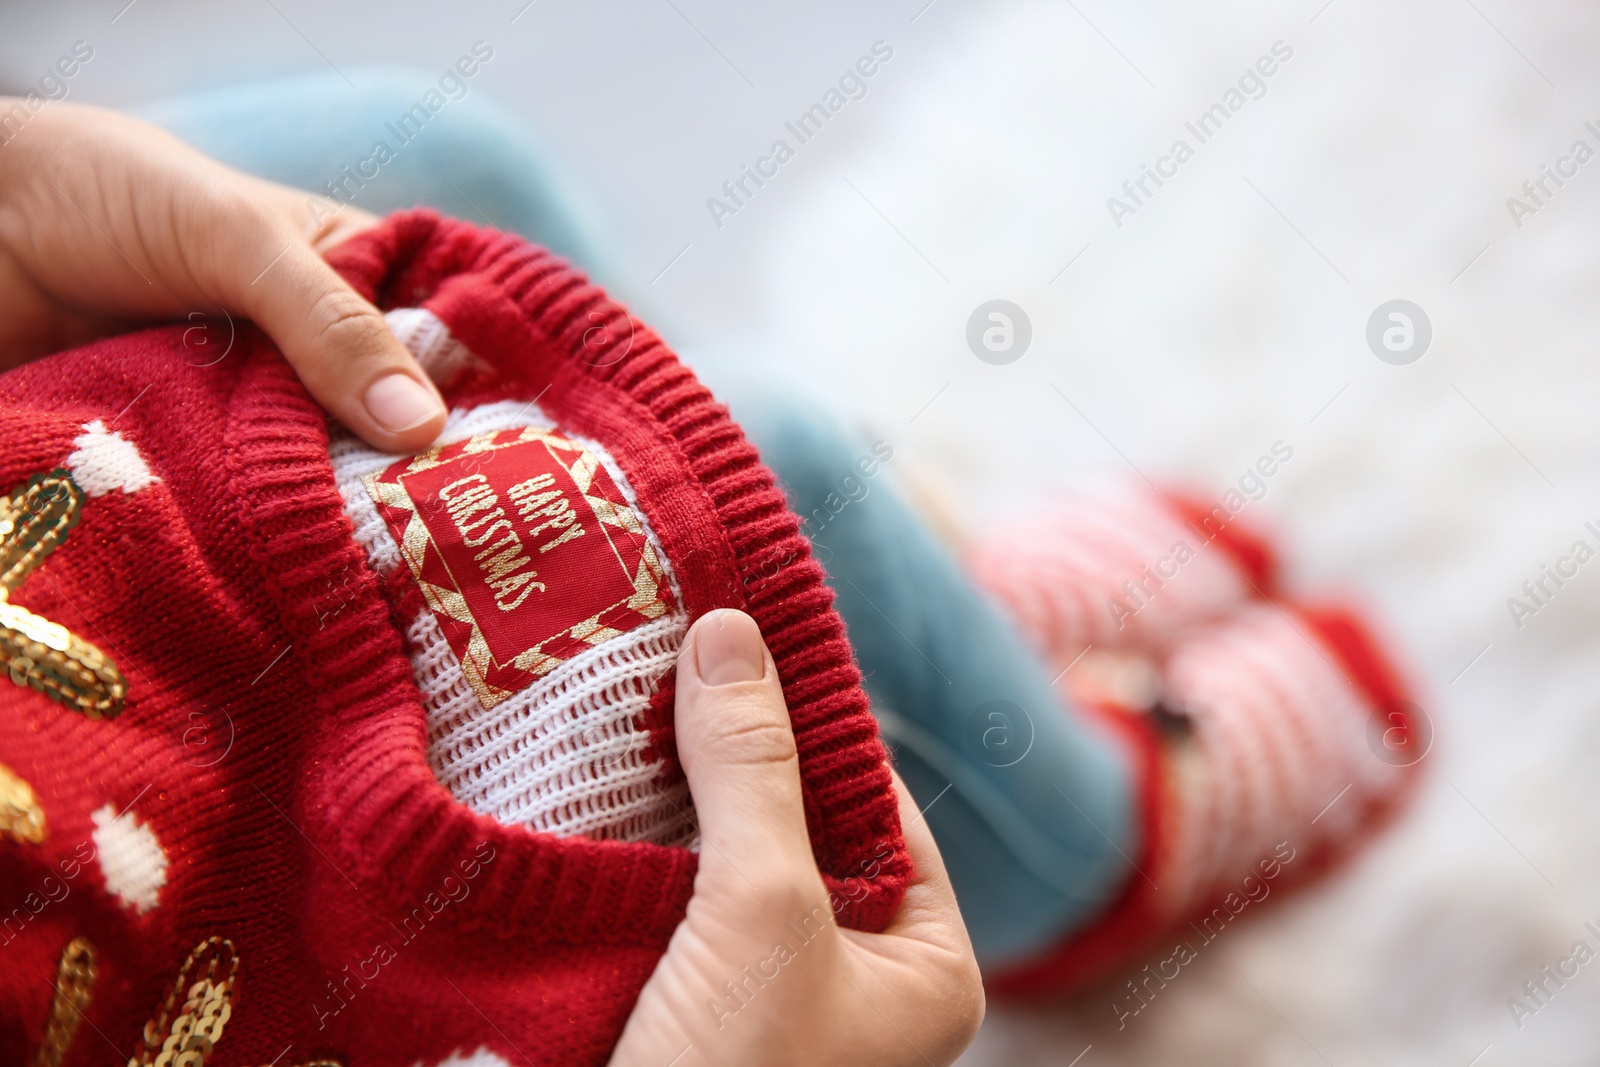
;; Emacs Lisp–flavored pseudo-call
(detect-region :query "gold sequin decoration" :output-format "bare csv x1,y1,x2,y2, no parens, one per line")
33,936,97,1067
128,936,237,1067
127,936,343,1067
0,470,126,719
0,760,46,843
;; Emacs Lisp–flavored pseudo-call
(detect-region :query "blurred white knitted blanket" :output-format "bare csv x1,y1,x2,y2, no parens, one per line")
751,2,1600,1063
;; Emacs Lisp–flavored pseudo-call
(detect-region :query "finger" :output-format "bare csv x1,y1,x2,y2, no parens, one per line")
234,235,446,451
876,767,974,950
674,609,820,889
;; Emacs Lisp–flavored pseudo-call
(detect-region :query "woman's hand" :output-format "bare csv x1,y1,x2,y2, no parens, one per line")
0,99,445,451
610,609,984,1067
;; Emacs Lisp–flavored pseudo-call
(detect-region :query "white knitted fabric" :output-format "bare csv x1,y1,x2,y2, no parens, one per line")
383,306,481,386
328,310,695,846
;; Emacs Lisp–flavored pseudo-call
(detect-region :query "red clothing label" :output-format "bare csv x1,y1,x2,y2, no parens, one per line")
364,426,675,707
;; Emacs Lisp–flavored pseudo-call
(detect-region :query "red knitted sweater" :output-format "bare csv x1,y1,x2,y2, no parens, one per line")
0,211,909,1067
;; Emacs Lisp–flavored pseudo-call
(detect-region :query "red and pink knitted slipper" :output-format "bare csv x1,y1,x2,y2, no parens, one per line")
0,210,909,1067
973,517,1422,998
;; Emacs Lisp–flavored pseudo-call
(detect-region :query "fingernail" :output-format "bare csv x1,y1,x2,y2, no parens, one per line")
364,373,444,434
692,609,767,686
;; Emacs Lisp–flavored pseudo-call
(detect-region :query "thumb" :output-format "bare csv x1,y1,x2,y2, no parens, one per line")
675,609,819,887
235,235,447,451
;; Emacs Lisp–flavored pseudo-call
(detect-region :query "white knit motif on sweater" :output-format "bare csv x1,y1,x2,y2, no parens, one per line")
90,802,168,915
414,1050,515,1067
328,311,695,846
66,419,159,496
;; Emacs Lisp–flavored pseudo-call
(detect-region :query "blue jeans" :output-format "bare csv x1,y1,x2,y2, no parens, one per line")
141,68,1138,970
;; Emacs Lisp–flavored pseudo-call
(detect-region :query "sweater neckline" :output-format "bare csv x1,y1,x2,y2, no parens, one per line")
224,210,911,945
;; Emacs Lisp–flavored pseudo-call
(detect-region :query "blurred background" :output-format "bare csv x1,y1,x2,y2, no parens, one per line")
7,1,1600,1062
